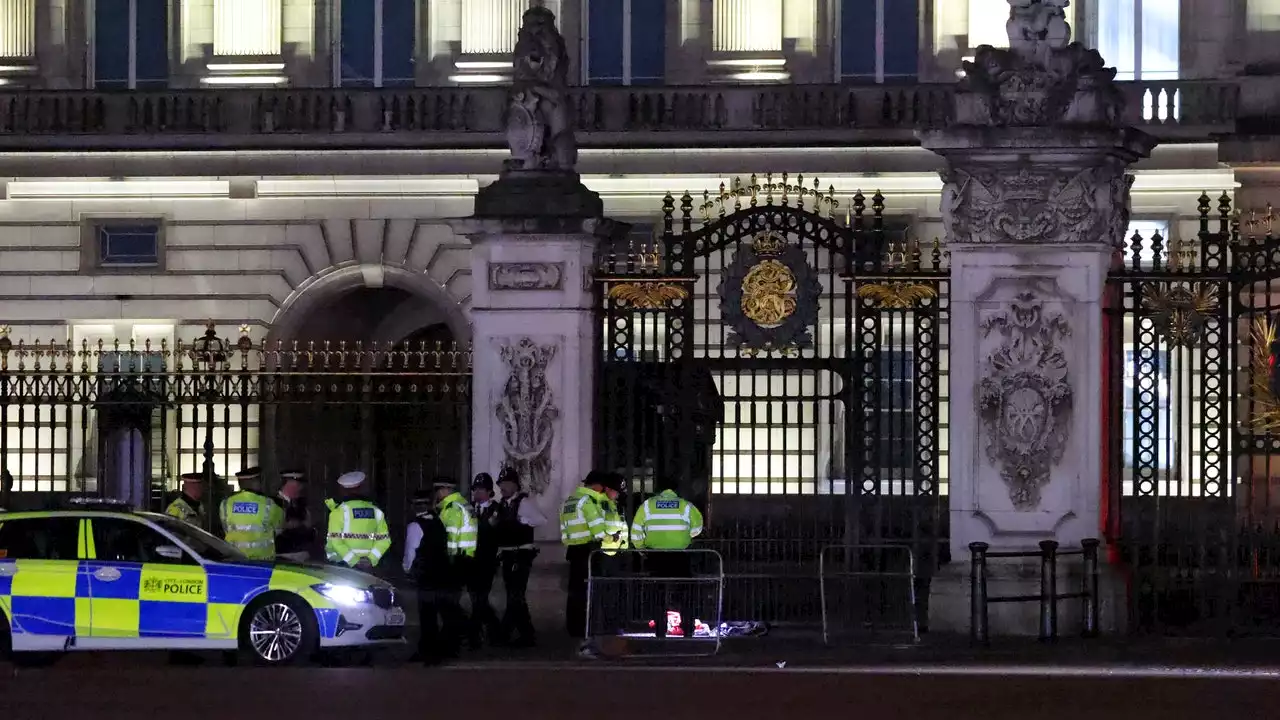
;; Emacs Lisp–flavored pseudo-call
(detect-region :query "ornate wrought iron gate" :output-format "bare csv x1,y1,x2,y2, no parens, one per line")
596,176,949,627
0,328,471,558
1109,193,1280,635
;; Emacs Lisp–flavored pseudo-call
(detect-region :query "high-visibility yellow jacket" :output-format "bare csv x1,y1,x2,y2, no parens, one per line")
165,495,202,526
324,498,391,567
631,489,703,550
436,492,477,558
560,486,609,546
220,490,283,560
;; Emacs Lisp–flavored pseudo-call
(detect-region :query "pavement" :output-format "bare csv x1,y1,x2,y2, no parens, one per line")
5,658,1280,720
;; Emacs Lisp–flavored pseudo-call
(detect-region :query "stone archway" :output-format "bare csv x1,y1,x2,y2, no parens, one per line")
259,263,472,538
267,263,472,346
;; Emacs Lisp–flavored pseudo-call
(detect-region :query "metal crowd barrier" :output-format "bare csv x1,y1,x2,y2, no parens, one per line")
969,539,1101,645
819,543,919,645
586,548,725,658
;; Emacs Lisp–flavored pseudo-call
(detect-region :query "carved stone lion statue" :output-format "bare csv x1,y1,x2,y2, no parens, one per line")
953,0,1124,127
505,7,577,173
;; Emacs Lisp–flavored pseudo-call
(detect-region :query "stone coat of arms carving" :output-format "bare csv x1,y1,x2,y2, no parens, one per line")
940,165,1134,247
496,337,558,495
977,292,1073,510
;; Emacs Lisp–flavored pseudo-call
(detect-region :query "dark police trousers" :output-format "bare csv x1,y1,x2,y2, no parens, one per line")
467,554,501,646
418,588,464,660
565,542,600,639
500,547,538,643
646,551,693,637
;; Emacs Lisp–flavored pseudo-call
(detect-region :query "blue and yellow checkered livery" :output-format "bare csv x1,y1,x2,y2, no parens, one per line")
0,511,389,652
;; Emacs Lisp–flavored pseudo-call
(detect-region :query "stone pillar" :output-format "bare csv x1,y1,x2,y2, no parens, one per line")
451,6,627,539
918,0,1157,636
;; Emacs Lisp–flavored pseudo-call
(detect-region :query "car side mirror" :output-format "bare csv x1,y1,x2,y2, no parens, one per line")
155,544,185,561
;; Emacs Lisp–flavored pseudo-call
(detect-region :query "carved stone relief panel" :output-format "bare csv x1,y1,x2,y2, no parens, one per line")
495,337,559,495
977,291,1073,510
488,262,565,291
940,165,1134,248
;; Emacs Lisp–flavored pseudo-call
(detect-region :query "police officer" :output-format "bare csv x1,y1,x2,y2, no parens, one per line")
494,467,544,647
274,470,314,563
2,467,15,511
433,477,477,560
324,471,391,571
631,481,704,638
467,473,501,649
220,467,284,560
403,489,462,664
560,470,623,645
165,472,205,525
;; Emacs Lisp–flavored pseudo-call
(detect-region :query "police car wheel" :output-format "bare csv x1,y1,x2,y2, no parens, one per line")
240,594,318,666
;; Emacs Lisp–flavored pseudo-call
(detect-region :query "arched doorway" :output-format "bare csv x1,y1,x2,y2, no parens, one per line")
264,268,472,548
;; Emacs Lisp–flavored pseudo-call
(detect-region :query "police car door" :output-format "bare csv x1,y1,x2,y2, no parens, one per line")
85,517,209,643
0,516,85,645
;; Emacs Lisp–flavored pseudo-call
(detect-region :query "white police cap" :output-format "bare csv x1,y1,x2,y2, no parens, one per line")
336,471,366,488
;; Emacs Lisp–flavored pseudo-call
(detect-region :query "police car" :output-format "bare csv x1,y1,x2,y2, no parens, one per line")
0,499,406,666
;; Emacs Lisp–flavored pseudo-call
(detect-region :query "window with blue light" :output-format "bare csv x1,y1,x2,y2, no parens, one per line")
98,223,161,267
587,0,667,85
341,0,417,87
94,0,169,90
839,0,918,83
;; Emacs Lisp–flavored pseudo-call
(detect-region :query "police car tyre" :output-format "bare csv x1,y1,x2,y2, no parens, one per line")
239,592,318,666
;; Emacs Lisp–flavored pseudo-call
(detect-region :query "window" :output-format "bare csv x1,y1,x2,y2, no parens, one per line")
1096,0,1178,80
586,0,667,85
875,350,916,471
934,0,1016,59
1126,219,1171,269
91,517,193,565
91,221,163,269
149,515,245,563
839,0,919,83
93,0,169,90
0,518,81,560
1249,0,1280,31
339,0,416,88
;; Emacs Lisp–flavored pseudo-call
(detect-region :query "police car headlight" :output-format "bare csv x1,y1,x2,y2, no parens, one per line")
312,583,371,606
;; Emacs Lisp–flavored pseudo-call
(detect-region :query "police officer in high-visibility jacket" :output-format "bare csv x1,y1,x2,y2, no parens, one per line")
220,467,284,560
631,482,704,638
165,472,205,525
324,470,392,571
600,494,630,556
433,478,477,560
560,470,623,645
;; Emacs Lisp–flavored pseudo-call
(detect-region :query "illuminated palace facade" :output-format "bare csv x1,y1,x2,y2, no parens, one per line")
0,0,1271,540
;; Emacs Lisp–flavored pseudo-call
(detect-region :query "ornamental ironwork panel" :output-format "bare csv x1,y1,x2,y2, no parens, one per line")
1107,193,1280,636
0,328,471,548
595,174,950,629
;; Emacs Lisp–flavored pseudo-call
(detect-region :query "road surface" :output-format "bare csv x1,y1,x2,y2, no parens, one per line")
3,662,1279,720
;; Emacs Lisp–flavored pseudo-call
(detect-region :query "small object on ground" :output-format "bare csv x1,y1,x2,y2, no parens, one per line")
597,635,628,658
776,661,787,669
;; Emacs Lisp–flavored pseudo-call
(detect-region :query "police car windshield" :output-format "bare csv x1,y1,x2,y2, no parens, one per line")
148,515,248,563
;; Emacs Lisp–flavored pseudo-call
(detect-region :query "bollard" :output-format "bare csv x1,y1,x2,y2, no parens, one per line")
969,542,990,646
1038,540,1059,642
1081,538,1101,638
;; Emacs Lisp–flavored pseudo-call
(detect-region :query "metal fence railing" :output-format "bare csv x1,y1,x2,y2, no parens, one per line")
586,548,725,658
819,543,919,645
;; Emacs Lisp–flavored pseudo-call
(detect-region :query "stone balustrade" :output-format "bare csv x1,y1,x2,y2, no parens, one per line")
0,80,1237,149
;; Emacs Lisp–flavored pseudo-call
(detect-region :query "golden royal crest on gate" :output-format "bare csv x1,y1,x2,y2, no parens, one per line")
718,231,822,353
741,233,798,326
